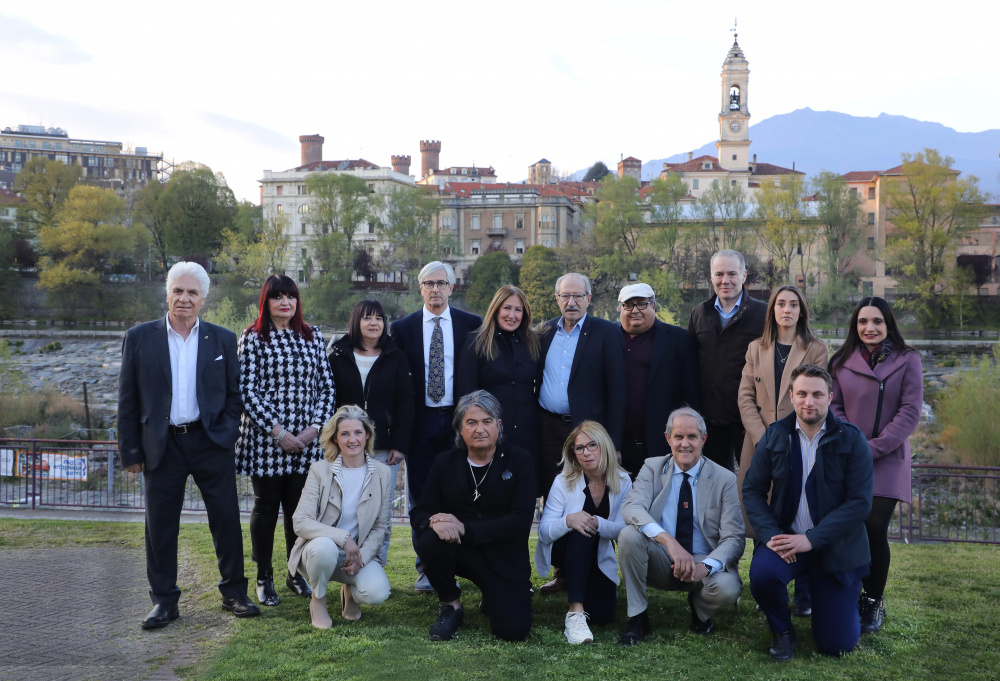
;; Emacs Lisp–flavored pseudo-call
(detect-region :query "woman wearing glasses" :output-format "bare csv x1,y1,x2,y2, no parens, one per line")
456,285,541,475
535,421,631,644
329,299,415,564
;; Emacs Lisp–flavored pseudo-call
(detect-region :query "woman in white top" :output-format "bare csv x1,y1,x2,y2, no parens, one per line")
535,420,632,644
289,405,393,629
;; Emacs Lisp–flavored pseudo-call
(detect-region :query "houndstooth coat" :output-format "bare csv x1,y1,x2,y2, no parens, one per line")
235,326,336,477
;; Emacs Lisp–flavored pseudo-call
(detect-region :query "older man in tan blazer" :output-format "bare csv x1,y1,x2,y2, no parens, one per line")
617,407,745,645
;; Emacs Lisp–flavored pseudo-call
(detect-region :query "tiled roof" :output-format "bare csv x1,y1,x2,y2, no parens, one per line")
532,158,550,165
439,180,599,201
429,166,496,175
294,159,381,172
752,162,804,176
661,155,725,173
620,156,641,163
841,171,881,182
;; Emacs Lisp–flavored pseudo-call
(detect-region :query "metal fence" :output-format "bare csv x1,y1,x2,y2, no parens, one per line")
3,439,998,544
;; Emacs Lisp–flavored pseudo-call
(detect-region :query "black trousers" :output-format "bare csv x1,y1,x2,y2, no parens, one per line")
143,428,247,605
863,496,898,600
551,532,617,625
703,422,744,472
620,439,648,480
249,472,308,578
538,409,575,498
408,406,456,572
418,531,532,642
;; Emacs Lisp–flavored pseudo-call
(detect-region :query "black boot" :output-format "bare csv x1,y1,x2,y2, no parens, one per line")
255,567,280,606
859,594,885,633
286,571,313,598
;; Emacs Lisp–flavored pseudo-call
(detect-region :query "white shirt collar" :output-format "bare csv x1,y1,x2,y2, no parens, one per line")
422,305,452,322
794,419,827,440
165,314,199,338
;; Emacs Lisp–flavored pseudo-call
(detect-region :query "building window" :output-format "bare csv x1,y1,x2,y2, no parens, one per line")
368,183,375,193
298,204,309,214
868,187,876,200
867,237,875,250
442,216,454,230
471,214,480,230
703,162,712,169
732,154,737,161
515,239,525,254
301,248,307,260
301,223,306,235
692,179,699,190
492,240,502,250
515,214,524,229
277,204,283,214
277,186,283,196
298,185,307,195
850,188,857,197
493,214,502,230
712,179,719,188
867,212,875,225
471,240,480,255
731,180,737,186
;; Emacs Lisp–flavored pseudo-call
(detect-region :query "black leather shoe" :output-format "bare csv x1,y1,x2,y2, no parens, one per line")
859,594,885,633
429,604,464,641
142,603,179,630
619,610,651,646
688,592,715,635
792,603,812,617
256,578,280,606
286,572,313,598
222,593,261,618
769,625,798,662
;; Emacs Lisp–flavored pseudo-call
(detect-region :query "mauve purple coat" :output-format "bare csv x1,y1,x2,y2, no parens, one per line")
830,349,923,503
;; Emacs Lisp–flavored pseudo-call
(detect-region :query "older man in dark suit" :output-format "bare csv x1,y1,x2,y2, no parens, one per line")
118,261,258,630
617,283,700,477
390,260,481,592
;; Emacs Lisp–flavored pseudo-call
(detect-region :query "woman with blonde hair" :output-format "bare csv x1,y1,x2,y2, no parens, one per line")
535,421,632,644
737,284,827,616
456,285,541,470
288,405,393,629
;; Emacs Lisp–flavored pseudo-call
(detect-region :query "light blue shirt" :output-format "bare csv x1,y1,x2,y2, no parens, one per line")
641,457,723,574
538,314,587,415
714,291,743,325
793,420,826,534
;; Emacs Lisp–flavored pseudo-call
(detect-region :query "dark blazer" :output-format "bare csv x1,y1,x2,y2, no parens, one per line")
742,411,874,574
687,287,767,426
538,315,626,448
622,320,701,459
328,333,415,453
455,330,540,459
389,306,481,424
117,318,242,470
410,443,537,580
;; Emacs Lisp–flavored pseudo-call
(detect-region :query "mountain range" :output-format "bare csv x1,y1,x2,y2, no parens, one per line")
573,108,1000,199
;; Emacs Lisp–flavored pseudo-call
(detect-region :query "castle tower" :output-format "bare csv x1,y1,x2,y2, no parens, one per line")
716,34,751,172
420,140,441,179
299,134,324,166
529,158,551,184
391,154,412,176
618,156,642,182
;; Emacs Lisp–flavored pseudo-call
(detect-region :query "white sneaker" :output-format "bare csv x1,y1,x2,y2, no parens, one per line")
564,611,593,644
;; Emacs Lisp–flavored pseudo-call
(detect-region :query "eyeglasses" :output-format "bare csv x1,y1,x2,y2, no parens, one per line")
573,441,600,454
361,315,383,323
557,293,588,301
622,301,650,311
421,280,451,290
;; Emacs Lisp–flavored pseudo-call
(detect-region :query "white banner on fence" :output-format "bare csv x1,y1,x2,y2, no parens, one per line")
15,452,89,481
0,449,14,476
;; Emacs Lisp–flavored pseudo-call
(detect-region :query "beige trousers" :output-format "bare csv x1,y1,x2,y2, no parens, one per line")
294,536,391,603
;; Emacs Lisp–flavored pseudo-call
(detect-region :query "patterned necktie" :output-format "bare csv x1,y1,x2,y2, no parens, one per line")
427,317,445,403
676,472,694,553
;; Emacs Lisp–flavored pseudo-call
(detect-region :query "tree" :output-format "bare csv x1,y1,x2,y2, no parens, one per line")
519,245,561,320
38,186,141,316
882,149,987,326
811,171,864,316
133,180,170,274
214,204,289,288
751,176,807,288
376,185,452,290
13,157,82,235
305,172,372,243
693,181,751,269
465,250,515,314
159,166,237,259
582,161,611,182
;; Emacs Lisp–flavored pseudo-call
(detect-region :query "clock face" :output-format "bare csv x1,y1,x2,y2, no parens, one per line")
729,120,742,132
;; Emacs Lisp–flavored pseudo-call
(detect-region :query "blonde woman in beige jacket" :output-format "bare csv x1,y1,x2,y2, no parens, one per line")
289,405,393,629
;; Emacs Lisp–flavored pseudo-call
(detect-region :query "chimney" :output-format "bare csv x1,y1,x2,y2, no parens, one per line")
688,151,693,161
419,140,441,179
299,134,324,166
391,154,412,176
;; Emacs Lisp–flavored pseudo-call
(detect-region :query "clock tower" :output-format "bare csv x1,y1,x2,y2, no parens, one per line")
717,34,751,172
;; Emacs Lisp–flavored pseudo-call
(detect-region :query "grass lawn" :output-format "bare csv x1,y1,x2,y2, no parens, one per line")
4,519,998,681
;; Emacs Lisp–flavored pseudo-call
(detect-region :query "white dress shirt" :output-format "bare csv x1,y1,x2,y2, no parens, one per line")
792,421,826,534
166,314,200,426
421,305,455,407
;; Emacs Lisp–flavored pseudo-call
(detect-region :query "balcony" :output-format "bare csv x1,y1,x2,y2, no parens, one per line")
486,227,506,237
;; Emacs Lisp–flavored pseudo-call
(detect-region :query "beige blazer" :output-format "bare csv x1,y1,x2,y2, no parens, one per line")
288,456,393,574
621,455,745,570
736,337,828,537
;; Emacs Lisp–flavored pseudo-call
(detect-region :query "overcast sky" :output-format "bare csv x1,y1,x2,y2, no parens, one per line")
2,1,996,202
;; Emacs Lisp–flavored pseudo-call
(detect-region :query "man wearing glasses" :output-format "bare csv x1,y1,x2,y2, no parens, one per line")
390,261,481,593
537,273,625,512
617,283,701,479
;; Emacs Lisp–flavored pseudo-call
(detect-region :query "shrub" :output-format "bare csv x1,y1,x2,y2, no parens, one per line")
936,344,1000,466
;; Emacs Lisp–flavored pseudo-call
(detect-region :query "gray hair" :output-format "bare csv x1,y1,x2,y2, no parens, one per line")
418,261,456,285
555,272,591,295
166,261,211,299
453,389,504,449
664,406,706,437
709,249,746,276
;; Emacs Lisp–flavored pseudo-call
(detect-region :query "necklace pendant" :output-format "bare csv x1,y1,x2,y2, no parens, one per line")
473,489,480,502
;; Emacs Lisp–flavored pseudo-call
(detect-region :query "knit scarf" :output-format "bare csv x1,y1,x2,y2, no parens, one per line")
860,339,893,369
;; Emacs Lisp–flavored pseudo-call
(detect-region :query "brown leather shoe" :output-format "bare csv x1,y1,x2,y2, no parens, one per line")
539,569,565,594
